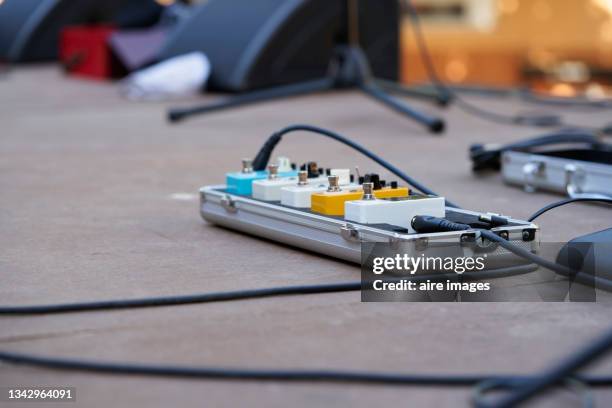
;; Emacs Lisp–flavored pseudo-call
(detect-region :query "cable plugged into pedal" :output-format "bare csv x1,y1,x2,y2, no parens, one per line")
411,215,471,234
345,184,445,233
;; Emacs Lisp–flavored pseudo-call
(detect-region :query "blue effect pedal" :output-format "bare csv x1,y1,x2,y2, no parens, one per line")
226,157,296,195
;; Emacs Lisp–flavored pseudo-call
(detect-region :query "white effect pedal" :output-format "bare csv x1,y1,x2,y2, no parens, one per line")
253,165,326,201
344,183,445,233
281,169,354,208
281,171,329,207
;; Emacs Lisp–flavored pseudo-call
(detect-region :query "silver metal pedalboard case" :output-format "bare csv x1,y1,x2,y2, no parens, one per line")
501,150,612,199
200,185,540,274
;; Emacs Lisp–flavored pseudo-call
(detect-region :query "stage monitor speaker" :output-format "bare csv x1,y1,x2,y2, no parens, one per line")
0,0,41,61
158,0,399,92
1,0,161,63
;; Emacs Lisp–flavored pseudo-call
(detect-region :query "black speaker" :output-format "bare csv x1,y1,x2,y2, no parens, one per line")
0,0,42,61
1,0,161,63
158,0,399,92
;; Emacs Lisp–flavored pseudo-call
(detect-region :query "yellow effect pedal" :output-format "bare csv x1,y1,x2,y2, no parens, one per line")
311,176,409,216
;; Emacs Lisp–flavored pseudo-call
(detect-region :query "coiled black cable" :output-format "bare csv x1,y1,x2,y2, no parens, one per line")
469,130,605,171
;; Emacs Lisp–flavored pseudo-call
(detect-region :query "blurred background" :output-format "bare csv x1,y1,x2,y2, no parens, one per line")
2,0,611,101
404,0,612,98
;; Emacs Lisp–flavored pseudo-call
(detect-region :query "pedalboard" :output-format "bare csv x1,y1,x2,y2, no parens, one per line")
200,157,540,271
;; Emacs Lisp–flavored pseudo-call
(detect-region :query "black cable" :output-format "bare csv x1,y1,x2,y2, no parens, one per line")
473,377,594,408
1,224,611,399
0,351,525,385
528,197,612,222
1,349,612,387
403,0,569,129
0,269,532,316
1,195,610,400
0,282,361,315
469,130,605,171
413,214,612,291
251,124,460,208
409,216,570,276
486,220,612,292
479,229,574,277
2,263,612,395
6,197,609,317
486,327,612,408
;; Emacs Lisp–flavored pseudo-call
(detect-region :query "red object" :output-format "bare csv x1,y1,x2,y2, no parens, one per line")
59,25,121,80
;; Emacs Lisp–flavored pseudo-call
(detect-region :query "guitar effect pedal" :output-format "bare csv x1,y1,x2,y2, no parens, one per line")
344,183,445,232
225,157,296,196
311,176,409,216
253,162,327,201
281,169,354,208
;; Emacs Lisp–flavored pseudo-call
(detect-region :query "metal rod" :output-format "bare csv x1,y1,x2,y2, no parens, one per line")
168,78,335,122
359,83,445,133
